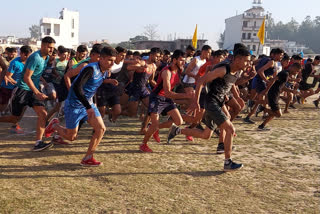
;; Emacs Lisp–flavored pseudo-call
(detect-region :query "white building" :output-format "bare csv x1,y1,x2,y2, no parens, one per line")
40,8,79,49
223,0,269,55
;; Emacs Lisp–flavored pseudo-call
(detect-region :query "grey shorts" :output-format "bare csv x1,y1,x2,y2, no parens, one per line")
203,102,228,130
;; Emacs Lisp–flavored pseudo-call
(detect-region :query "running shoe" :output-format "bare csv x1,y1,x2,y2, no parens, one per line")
216,143,225,154
213,128,220,137
167,124,179,144
33,141,53,152
258,124,271,131
80,156,102,167
153,130,161,143
186,136,194,142
196,123,205,131
52,136,70,145
255,105,265,117
243,117,255,124
139,143,153,153
313,100,319,108
10,124,24,134
224,159,243,172
45,118,59,138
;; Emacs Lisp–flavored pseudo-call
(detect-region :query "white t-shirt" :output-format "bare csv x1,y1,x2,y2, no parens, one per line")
111,61,124,74
182,56,206,84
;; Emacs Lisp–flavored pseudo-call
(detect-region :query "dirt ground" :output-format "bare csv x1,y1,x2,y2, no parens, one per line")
0,95,319,213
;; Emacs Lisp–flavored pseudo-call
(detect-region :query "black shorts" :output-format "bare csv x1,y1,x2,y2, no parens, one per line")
0,87,13,105
299,82,313,91
11,88,45,116
148,93,176,116
268,93,280,112
96,86,120,107
55,82,68,103
203,100,228,130
199,92,206,109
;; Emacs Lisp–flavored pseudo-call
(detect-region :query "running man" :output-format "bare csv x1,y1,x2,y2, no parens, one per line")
45,46,117,166
167,48,252,171
0,36,56,151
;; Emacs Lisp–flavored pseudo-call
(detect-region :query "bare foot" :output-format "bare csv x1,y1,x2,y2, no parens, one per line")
284,110,290,114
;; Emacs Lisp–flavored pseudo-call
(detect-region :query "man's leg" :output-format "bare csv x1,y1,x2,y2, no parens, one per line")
32,106,48,141
111,104,121,122
85,115,106,158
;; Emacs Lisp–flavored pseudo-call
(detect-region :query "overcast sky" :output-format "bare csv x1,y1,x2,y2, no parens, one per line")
1,0,319,49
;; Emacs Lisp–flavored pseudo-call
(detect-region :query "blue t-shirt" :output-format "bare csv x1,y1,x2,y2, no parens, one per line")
18,50,49,91
1,57,24,90
66,62,108,108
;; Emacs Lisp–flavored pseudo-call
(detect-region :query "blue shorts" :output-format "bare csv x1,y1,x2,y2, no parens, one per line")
128,86,150,102
251,77,266,93
64,103,101,129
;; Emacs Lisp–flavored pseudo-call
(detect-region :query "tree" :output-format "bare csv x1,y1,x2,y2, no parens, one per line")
217,32,225,49
129,35,148,42
29,24,41,40
143,24,159,40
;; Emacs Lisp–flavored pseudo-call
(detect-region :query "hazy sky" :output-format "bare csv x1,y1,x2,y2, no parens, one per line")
1,0,319,49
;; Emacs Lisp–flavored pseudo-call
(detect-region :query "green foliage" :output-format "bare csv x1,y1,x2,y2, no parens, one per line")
29,24,41,40
268,16,320,53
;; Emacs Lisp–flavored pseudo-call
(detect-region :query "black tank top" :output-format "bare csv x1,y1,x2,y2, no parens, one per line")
206,63,240,106
132,69,152,88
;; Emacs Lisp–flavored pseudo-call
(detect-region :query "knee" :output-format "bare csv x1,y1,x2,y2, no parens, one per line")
224,123,235,135
114,107,121,115
203,132,212,140
174,118,183,126
70,134,77,141
38,110,47,118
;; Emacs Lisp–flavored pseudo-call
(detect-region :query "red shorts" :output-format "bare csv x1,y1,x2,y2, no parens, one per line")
0,87,13,105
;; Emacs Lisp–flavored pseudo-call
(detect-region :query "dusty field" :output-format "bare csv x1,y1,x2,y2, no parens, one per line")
0,95,319,213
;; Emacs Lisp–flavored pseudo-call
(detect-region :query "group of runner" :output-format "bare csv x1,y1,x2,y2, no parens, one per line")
0,36,319,171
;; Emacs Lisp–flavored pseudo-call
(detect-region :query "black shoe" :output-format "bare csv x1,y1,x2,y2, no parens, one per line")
216,143,224,154
313,100,319,108
289,104,296,109
33,141,53,152
213,128,220,137
224,159,243,172
258,124,270,131
167,124,180,144
297,96,301,104
243,117,255,124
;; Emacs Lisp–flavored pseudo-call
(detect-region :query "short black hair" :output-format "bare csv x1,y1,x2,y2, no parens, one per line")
212,50,224,57
57,45,65,53
234,48,250,58
233,43,247,52
281,53,290,61
7,47,17,53
52,48,58,55
133,51,140,56
41,36,56,44
163,49,170,55
150,47,162,54
306,58,313,63
270,48,284,55
127,50,133,56
201,45,212,51
20,45,33,55
290,62,302,70
90,43,103,54
77,45,88,53
171,49,185,60
115,46,127,54
100,46,117,57
186,45,195,51
292,55,303,60
314,55,320,61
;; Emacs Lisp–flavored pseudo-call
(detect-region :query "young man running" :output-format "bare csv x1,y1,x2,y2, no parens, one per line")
167,48,251,171
0,37,56,151
140,50,192,152
0,45,33,133
258,63,302,130
45,46,117,166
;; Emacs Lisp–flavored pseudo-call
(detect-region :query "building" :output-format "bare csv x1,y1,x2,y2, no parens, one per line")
40,8,79,49
133,39,208,52
266,40,307,56
223,0,269,55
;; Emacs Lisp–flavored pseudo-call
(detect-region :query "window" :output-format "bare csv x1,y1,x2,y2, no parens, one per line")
254,21,257,27
242,33,246,39
248,33,251,39
72,19,75,29
253,45,256,51
46,29,51,35
253,33,256,36
247,45,251,50
71,32,74,38
243,21,248,27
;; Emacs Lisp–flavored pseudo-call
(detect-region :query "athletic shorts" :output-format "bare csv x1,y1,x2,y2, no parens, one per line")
40,82,56,96
285,82,294,89
199,92,206,109
11,87,45,116
182,82,195,89
64,102,101,129
0,87,13,105
128,86,150,102
299,82,314,91
203,100,228,130
251,77,266,93
96,86,120,107
55,82,68,102
148,93,176,116
267,93,280,112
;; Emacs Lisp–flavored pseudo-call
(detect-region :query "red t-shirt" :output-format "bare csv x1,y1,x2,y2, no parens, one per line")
153,66,180,97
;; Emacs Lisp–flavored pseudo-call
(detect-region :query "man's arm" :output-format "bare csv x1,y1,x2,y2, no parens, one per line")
127,61,146,73
65,63,88,90
23,68,48,100
0,57,8,84
257,60,274,83
162,70,189,99
72,67,94,109
184,58,197,78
